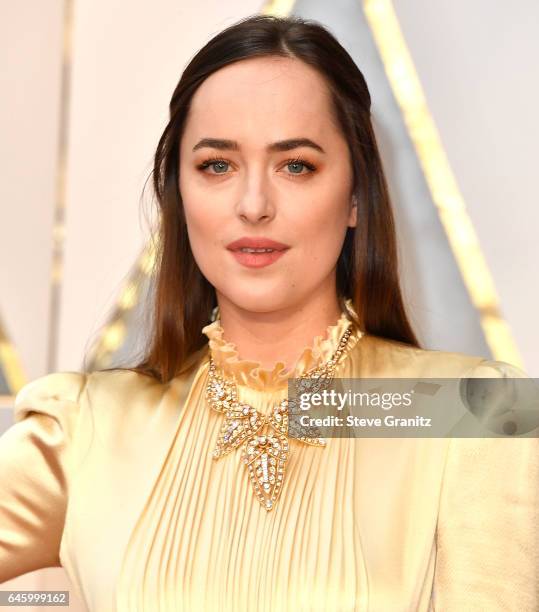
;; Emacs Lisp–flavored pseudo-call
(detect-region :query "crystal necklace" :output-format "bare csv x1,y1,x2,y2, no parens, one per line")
205,322,354,511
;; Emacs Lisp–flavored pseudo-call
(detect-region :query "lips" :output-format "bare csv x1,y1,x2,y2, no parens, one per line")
226,236,290,269
226,236,290,252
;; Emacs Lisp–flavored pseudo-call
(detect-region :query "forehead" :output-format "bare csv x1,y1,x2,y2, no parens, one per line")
184,56,337,144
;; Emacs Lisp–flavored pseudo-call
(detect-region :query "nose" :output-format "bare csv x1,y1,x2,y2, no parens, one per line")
235,184,275,225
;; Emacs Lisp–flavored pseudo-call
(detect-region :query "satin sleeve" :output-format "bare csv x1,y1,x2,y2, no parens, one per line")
0,371,87,583
432,361,539,610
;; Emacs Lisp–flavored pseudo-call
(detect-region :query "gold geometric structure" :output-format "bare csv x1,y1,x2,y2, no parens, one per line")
48,0,76,373
363,0,523,367
0,312,26,395
85,239,157,371
0,1,75,394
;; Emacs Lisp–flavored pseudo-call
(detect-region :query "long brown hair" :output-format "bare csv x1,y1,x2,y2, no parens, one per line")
120,14,419,383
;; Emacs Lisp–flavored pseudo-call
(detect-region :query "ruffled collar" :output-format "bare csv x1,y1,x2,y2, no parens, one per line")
201,298,362,392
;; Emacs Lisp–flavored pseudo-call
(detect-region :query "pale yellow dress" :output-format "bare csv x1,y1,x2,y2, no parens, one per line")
0,300,537,611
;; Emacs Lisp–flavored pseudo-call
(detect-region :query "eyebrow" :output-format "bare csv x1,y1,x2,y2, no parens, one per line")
192,137,325,154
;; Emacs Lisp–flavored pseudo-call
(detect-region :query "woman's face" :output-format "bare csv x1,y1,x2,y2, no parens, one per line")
179,55,356,314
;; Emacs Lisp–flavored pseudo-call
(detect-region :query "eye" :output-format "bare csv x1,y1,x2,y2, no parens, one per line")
196,157,231,175
283,157,316,176
195,156,317,177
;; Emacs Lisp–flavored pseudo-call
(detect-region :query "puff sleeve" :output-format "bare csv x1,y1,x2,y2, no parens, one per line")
432,361,539,610
0,371,87,583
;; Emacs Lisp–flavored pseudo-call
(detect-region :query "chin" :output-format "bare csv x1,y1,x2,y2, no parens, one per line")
217,289,298,314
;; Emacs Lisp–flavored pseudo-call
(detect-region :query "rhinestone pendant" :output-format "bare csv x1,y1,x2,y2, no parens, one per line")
266,399,289,435
282,397,326,447
212,403,265,459
206,323,353,511
206,377,237,412
242,433,289,511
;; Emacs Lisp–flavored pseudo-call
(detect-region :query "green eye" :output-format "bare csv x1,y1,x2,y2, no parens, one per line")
212,161,228,173
284,158,316,175
197,156,316,177
199,159,229,174
288,162,305,174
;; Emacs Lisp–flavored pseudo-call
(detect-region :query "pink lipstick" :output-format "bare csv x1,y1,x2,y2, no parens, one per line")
226,236,290,269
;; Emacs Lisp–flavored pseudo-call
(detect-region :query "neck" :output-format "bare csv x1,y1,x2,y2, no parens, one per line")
215,291,345,373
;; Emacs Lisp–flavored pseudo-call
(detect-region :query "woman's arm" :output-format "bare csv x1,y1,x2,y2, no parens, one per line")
0,372,87,583
432,433,539,610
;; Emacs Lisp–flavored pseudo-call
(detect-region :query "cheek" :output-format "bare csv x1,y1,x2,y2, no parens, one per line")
182,197,223,267
180,172,226,251
297,206,349,264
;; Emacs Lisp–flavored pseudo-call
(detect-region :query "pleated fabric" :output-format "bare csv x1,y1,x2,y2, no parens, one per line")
117,304,371,611
1,298,537,611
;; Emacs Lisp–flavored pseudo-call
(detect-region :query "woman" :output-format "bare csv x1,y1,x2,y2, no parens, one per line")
1,14,537,611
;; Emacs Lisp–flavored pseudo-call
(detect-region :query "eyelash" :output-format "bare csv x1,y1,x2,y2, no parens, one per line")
196,156,317,177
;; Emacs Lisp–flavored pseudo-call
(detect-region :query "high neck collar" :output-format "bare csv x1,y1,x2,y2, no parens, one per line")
200,298,363,392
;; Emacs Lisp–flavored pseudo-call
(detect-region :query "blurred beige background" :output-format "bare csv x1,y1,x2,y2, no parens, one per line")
1,0,537,609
